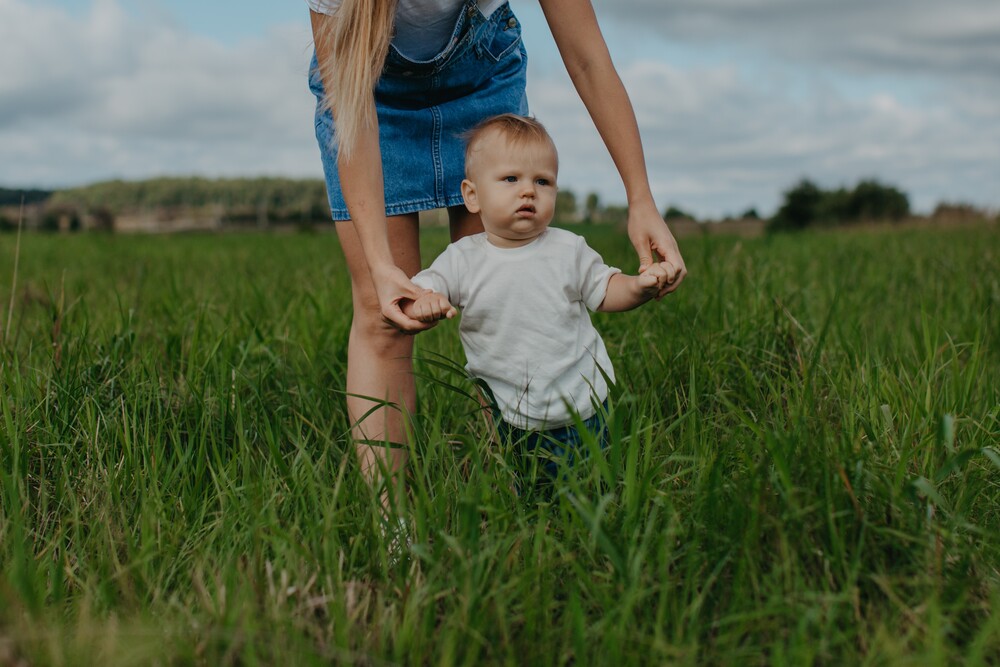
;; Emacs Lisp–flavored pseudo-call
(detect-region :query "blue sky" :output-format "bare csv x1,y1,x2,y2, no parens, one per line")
2,0,998,217
52,0,305,43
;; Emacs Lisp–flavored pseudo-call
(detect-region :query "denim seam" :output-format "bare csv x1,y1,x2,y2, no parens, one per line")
431,103,444,203
328,194,467,221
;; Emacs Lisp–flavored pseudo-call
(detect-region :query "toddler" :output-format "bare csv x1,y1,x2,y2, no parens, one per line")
404,114,673,478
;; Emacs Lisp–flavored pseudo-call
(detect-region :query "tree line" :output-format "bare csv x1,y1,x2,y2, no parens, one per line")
51,177,332,223
0,187,52,207
768,178,911,231
1,176,993,233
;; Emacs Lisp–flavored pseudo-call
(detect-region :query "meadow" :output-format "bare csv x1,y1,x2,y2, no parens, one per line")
1,223,998,665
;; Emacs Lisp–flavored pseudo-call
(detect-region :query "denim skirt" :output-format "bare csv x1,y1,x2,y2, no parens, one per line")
309,0,529,221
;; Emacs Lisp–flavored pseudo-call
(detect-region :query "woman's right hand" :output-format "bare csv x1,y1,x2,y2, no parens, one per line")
371,263,440,334
627,202,687,297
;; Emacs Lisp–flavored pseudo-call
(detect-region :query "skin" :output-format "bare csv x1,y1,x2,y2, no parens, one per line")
405,130,673,322
309,0,687,492
465,129,560,249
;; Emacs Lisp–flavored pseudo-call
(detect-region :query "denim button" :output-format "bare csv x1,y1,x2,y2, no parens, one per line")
506,17,517,29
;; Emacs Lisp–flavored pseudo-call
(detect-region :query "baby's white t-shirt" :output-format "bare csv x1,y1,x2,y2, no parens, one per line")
306,0,507,61
411,228,621,431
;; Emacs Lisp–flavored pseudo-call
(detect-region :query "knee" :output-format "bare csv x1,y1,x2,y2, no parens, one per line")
350,296,413,357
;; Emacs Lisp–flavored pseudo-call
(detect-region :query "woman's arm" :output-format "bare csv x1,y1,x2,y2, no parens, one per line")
538,0,687,295
311,10,430,331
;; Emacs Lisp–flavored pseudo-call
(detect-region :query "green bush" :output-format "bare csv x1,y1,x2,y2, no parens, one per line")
663,205,695,221
769,178,910,231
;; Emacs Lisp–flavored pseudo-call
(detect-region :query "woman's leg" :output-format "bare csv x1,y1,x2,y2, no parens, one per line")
447,205,483,242
336,213,421,509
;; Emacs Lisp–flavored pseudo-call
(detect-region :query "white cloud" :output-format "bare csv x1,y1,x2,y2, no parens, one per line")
0,0,321,186
593,0,1000,85
529,57,1000,216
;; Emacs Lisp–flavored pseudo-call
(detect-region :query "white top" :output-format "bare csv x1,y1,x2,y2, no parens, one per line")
307,0,507,60
412,228,622,430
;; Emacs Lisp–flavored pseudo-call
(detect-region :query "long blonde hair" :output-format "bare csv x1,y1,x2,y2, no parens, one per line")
314,0,398,157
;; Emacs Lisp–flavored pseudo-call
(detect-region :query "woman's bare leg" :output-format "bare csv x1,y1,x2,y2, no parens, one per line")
447,204,483,242
336,213,421,510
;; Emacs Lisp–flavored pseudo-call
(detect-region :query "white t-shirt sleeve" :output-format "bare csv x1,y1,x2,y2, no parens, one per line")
575,236,621,311
411,245,463,306
306,0,339,15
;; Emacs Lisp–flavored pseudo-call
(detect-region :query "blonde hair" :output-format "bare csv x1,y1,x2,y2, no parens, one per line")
464,114,557,175
314,0,398,157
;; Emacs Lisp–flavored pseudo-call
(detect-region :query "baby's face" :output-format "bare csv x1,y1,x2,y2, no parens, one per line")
462,130,558,248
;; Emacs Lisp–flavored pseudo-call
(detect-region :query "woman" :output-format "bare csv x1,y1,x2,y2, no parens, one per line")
307,0,687,498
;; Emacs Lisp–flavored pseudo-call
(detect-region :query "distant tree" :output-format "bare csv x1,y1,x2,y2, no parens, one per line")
740,207,760,220
847,179,909,222
40,204,79,233
49,177,331,226
601,205,629,226
584,192,600,224
89,206,115,232
663,205,694,221
555,189,578,223
812,186,849,226
768,177,910,231
770,178,823,231
0,187,52,207
310,200,330,221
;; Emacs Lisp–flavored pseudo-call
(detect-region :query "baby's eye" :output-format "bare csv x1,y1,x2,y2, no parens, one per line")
503,175,518,183
535,178,552,186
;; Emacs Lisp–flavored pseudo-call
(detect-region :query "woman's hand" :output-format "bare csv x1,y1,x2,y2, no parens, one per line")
627,201,687,297
370,264,440,334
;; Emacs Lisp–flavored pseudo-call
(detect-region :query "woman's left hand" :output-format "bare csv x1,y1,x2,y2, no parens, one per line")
627,201,687,297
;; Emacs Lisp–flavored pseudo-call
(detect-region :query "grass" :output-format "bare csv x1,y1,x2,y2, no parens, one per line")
1,223,998,665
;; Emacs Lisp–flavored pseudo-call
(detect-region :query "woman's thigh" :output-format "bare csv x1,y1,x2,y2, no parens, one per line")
337,213,422,313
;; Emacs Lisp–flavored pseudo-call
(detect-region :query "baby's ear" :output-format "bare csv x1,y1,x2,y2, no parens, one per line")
461,179,480,213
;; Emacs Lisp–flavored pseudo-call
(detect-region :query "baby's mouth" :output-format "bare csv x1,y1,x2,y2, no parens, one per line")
517,204,536,215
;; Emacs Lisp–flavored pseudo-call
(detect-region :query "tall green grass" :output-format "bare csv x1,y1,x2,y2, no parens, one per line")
1,224,998,665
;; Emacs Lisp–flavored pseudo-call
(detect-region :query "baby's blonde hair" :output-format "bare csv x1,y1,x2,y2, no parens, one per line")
314,0,398,158
463,114,557,176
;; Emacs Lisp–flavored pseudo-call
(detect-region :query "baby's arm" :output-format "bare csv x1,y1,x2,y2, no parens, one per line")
401,291,457,323
407,244,461,323
597,262,674,313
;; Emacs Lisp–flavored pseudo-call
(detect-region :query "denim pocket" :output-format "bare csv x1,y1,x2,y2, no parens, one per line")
479,12,522,63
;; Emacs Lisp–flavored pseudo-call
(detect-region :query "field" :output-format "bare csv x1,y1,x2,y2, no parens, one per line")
1,223,998,665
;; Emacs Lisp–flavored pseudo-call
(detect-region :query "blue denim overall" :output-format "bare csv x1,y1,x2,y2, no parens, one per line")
309,1,529,220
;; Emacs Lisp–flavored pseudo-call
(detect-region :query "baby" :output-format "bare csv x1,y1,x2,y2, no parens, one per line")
404,114,673,478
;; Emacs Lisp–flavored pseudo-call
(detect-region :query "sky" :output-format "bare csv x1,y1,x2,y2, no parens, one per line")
1,0,998,218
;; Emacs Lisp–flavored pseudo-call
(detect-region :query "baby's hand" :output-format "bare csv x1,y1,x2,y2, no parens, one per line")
401,290,457,323
637,262,673,299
